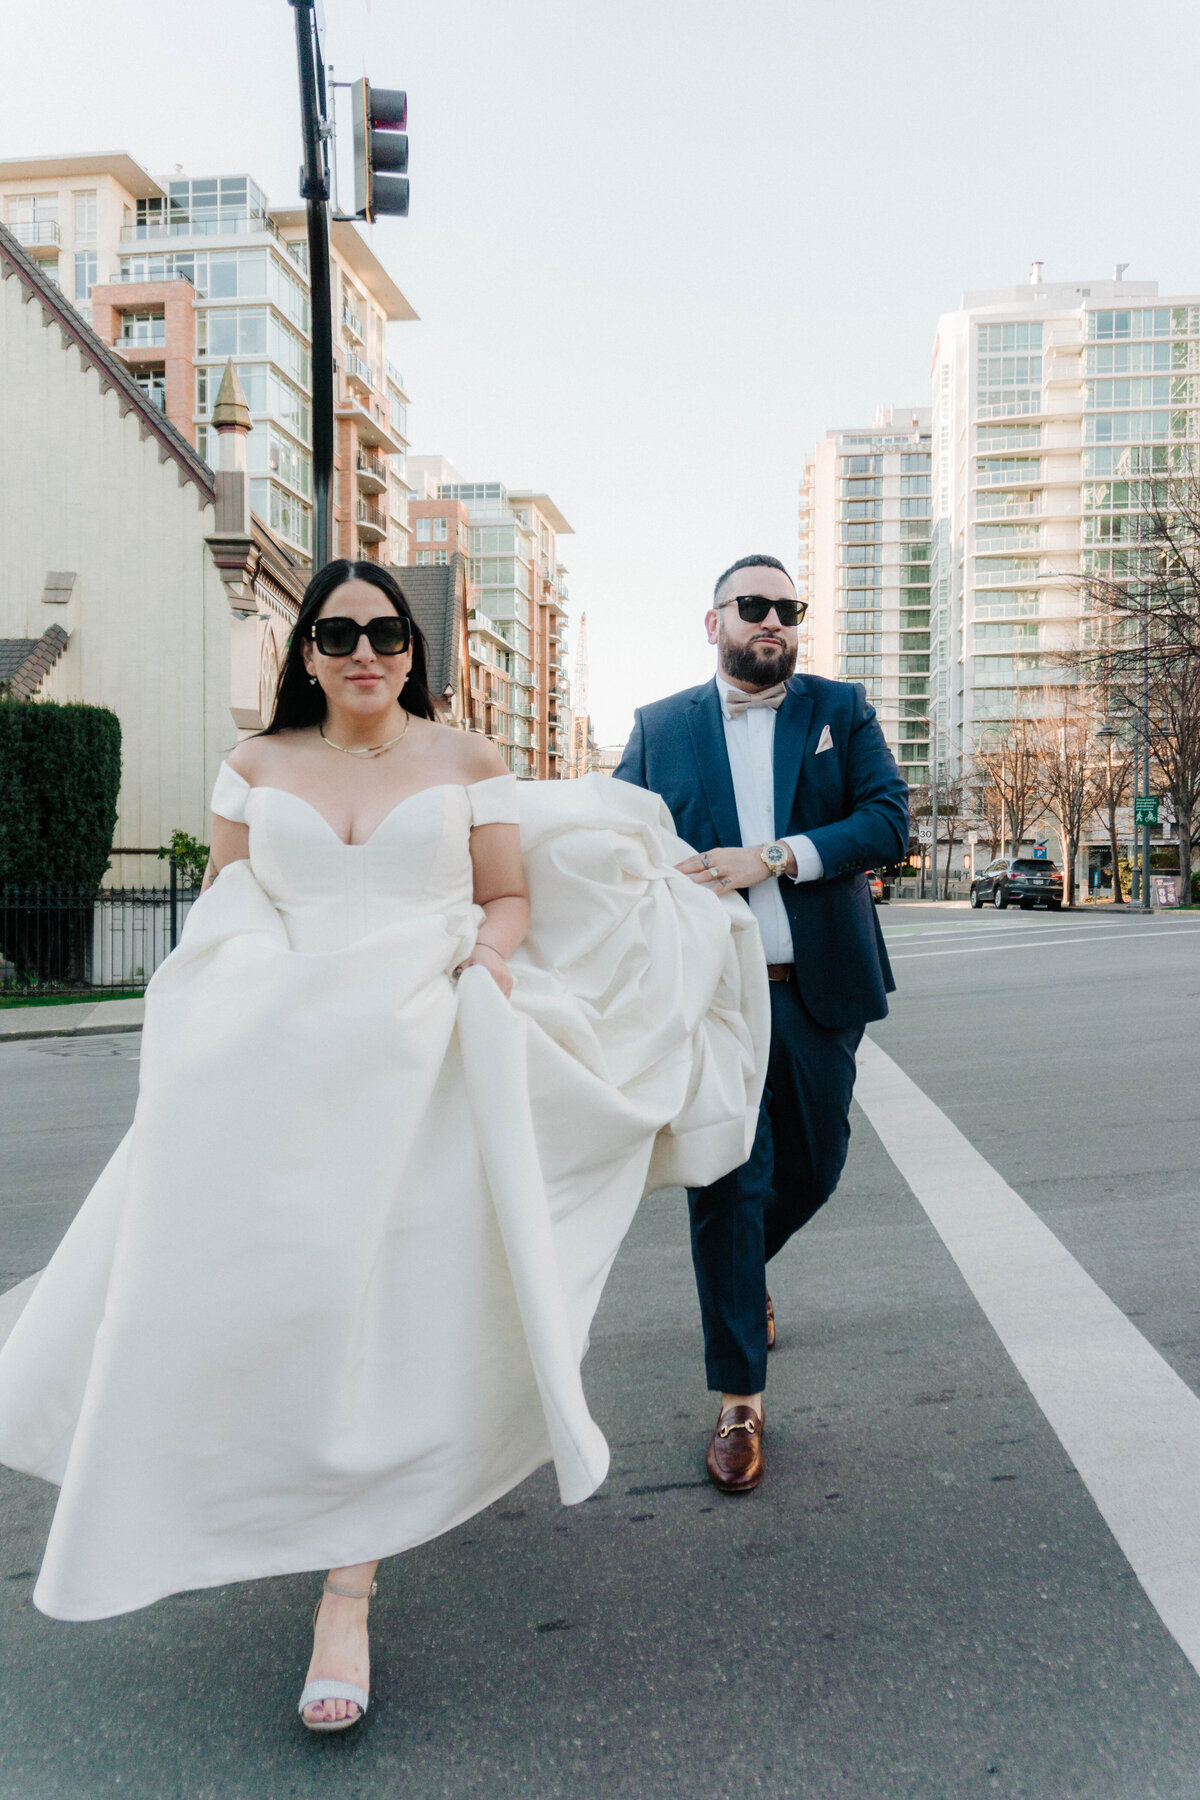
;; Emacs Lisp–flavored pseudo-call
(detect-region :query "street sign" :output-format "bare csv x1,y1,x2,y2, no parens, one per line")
1133,796,1159,825
917,822,933,844
1032,845,1047,860
1154,876,1179,906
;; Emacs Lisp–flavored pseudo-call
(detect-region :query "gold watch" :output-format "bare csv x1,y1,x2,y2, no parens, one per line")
760,841,789,877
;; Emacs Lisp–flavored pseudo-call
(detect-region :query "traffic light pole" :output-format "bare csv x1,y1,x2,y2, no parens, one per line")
289,0,335,571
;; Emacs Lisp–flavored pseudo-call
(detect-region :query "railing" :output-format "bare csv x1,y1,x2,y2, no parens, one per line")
119,326,167,349
10,219,60,248
1,875,198,995
356,498,386,533
111,267,195,285
356,449,386,483
120,213,283,245
386,360,406,391
341,304,364,340
345,352,373,389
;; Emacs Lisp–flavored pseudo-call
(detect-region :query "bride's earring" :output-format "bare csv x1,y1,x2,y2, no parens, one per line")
309,676,318,686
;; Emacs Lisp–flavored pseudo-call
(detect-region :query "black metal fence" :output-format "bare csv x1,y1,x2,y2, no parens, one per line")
1,862,199,995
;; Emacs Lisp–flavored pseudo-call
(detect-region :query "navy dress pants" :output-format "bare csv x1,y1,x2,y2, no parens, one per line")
687,979,864,1394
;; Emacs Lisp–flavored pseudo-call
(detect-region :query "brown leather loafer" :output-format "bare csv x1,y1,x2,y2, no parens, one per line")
765,1289,776,1352
705,1404,765,1493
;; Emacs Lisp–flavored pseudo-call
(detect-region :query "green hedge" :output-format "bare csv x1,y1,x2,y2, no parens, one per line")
0,700,122,889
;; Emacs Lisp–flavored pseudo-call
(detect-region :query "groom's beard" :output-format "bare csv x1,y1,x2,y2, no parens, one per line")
719,631,796,689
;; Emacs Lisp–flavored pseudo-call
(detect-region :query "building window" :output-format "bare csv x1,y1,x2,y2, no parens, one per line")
433,549,448,566
74,251,97,302
416,517,431,541
135,369,167,412
416,550,432,566
73,190,97,242
433,517,448,542
120,310,166,346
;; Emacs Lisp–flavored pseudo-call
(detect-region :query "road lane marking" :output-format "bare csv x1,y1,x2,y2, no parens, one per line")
855,1036,1200,1679
889,927,1200,960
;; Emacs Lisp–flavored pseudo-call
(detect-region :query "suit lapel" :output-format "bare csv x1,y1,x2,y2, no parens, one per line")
772,677,815,836
686,680,742,847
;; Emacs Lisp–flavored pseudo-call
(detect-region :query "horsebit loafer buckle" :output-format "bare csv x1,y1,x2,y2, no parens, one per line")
719,1416,757,1438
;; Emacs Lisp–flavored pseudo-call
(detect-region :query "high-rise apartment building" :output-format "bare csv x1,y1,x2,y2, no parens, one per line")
930,272,1200,771
0,153,416,567
408,457,572,779
797,407,932,786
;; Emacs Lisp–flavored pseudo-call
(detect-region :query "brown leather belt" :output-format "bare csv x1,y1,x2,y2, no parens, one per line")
766,964,794,983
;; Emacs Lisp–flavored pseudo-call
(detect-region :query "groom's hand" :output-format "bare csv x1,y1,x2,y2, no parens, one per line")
676,844,795,892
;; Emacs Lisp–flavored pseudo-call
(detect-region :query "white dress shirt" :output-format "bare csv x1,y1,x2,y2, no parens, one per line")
717,677,824,965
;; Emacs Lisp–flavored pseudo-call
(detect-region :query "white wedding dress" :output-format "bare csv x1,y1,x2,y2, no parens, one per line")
0,769,768,1621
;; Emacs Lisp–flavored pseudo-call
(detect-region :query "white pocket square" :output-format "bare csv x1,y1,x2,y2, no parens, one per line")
815,725,834,754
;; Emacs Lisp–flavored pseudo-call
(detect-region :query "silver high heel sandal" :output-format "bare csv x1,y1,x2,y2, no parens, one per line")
298,1576,378,1733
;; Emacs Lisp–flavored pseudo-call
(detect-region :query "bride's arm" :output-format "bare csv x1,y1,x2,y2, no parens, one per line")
461,824,529,998
201,813,250,891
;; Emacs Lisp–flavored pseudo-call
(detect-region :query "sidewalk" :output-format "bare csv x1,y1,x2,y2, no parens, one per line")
0,996,145,1043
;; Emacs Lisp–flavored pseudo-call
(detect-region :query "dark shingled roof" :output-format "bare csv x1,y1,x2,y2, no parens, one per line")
0,222,214,502
397,555,466,699
0,624,70,699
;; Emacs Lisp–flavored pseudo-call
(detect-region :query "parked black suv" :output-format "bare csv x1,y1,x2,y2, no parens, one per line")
970,857,1064,911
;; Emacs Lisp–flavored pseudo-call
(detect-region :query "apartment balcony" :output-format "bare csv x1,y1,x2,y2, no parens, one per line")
117,332,167,359
355,448,387,494
119,213,283,246
11,219,60,255
975,499,1041,521
341,304,364,342
345,352,373,395
356,499,387,543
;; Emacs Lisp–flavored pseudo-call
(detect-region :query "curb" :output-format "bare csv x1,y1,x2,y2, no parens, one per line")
0,1019,144,1045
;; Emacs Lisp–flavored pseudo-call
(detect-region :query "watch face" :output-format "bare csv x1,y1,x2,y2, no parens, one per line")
763,843,786,872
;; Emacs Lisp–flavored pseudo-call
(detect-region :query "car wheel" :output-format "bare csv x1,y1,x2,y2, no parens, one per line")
970,887,982,909
994,888,1007,909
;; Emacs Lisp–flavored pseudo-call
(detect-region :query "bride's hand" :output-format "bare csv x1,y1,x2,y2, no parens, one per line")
458,943,513,998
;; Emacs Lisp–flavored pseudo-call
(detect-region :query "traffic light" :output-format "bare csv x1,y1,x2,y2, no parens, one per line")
351,78,409,221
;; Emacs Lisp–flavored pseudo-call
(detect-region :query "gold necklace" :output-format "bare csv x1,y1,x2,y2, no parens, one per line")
319,712,410,759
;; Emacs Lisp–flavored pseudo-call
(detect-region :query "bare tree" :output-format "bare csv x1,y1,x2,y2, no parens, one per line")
1092,719,1134,904
1033,700,1103,906
935,772,968,899
1071,466,1200,905
972,717,1045,859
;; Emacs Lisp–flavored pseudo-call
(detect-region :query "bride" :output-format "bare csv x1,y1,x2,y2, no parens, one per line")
0,560,767,1733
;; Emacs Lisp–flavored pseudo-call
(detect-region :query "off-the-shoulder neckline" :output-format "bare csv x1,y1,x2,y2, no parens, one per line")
215,765,516,848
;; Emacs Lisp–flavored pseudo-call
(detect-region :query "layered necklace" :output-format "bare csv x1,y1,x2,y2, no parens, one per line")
319,711,411,759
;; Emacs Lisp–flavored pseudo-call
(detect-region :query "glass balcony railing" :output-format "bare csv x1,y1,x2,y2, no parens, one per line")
121,212,282,245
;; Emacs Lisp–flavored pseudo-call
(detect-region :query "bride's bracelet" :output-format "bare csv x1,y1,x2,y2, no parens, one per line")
473,941,508,962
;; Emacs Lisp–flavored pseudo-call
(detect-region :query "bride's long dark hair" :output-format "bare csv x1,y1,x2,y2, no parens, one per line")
263,560,437,733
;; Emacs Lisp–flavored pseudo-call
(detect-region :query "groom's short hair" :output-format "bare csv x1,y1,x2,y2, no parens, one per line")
713,554,795,605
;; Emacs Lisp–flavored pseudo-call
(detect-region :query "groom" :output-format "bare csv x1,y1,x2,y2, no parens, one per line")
614,554,909,1493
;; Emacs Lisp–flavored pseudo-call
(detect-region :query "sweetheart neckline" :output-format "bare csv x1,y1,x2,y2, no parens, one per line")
248,782,473,848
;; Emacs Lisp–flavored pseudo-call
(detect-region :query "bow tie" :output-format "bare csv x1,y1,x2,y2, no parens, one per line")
724,682,787,719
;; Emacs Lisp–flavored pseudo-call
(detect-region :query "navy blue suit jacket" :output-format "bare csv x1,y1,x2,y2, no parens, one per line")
613,674,909,1030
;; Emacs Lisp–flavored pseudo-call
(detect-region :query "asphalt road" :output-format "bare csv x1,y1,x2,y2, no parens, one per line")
2,904,1200,1799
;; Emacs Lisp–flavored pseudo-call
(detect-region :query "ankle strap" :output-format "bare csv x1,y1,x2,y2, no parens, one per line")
323,1577,378,1601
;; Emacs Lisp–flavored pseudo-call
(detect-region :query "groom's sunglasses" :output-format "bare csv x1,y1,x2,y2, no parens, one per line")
310,614,412,657
717,596,807,627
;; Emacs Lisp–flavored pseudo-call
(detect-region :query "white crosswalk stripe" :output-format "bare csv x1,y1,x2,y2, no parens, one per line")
855,1035,1200,1679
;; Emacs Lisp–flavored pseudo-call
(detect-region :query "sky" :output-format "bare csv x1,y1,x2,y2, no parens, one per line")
6,0,1200,743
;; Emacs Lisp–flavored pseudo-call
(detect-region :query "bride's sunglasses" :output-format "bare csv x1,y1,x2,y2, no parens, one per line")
310,614,412,657
716,596,806,627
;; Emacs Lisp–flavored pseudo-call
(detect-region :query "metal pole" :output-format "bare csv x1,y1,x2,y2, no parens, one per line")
1141,619,1152,912
289,0,335,570
929,725,939,902
169,853,179,952
1130,704,1140,903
